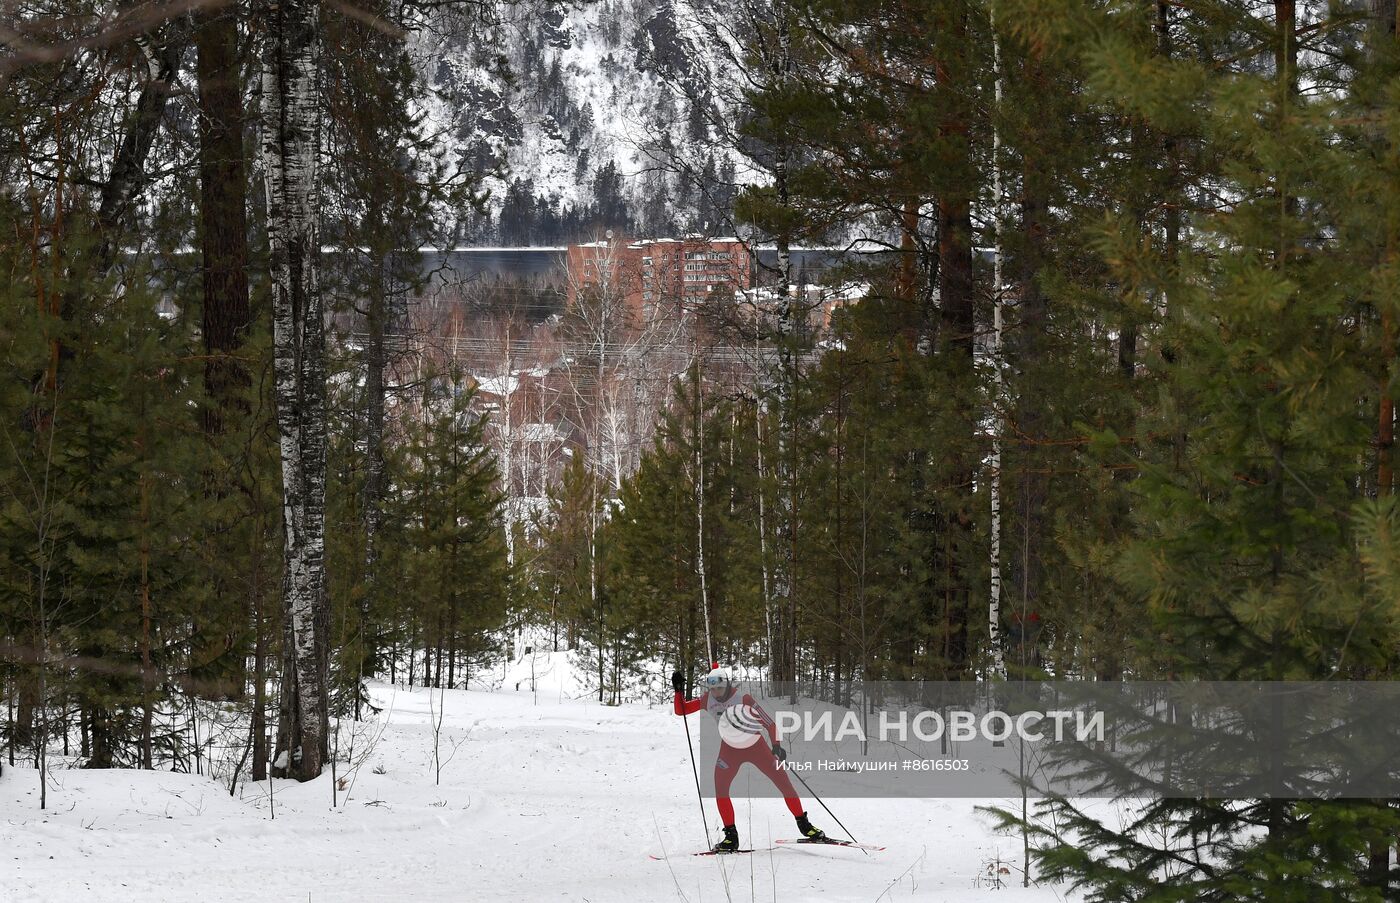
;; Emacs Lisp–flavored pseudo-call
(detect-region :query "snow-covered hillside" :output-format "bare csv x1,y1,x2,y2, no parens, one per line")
417,0,739,244
1,670,1082,902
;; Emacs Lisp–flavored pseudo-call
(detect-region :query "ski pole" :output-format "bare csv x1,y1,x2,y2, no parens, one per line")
679,680,710,843
787,765,867,856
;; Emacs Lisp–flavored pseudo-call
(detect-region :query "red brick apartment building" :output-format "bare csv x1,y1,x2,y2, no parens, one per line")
565,235,754,318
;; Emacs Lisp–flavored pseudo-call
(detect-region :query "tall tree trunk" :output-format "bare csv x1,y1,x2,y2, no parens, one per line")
364,261,386,562
251,524,269,782
933,3,975,678
447,592,457,690
693,365,713,665
358,256,387,715
755,396,774,684
197,5,252,436
139,442,154,769
768,5,797,689
1367,1,1398,888
1376,0,1399,501
195,2,254,702
988,4,1007,676
263,0,328,782
495,317,514,564
1011,38,1050,675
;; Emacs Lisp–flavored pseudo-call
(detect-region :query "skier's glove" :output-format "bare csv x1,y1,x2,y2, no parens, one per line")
671,670,685,694
772,743,787,763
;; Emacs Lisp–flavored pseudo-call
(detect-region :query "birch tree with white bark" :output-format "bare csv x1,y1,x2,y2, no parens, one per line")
261,0,329,781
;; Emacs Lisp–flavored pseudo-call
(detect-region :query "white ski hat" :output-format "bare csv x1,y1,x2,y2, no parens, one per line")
702,665,734,689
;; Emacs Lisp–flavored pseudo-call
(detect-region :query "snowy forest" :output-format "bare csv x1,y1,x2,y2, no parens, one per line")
8,0,1400,900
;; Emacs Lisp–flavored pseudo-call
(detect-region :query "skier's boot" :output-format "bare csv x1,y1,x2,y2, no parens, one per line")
712,824,740,853
795,811,826,841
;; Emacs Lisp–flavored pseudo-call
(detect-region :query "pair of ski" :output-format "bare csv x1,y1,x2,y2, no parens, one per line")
653,837,884,858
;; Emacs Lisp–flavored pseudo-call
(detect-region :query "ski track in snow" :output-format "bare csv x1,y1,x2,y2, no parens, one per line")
1,674,1073,902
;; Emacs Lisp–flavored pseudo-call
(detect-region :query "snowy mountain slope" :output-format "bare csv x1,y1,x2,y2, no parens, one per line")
1,675,1086,902
415,0,739,243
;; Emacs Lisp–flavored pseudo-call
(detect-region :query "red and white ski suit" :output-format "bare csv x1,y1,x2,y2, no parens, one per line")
674,688,804,825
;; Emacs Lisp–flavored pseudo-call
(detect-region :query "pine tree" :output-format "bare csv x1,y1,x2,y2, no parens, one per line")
399,373,509,691
0,244,228,770
989,2,1400,896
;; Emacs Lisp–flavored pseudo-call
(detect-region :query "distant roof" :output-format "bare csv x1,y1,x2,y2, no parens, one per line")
570,236,752,252
474,375,519,396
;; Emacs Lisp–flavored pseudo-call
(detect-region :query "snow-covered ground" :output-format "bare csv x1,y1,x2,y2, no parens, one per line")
1,665,1072,902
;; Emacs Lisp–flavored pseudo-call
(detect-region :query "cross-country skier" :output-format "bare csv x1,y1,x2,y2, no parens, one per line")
672,665,826,852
